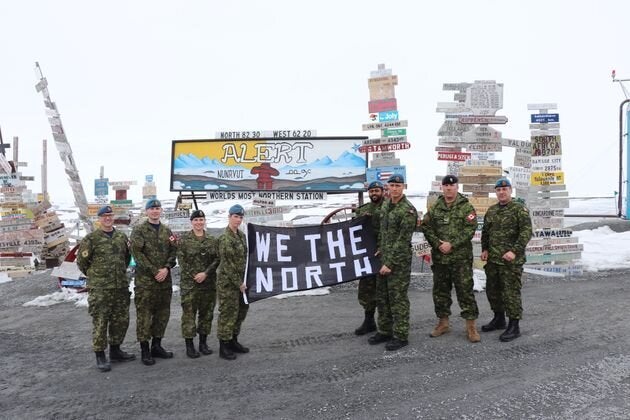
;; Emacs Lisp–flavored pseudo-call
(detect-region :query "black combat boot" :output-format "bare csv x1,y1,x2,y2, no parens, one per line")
185,338,200,358
481,311,506,332
499,319,521,342
198,334,213,355
230,335,249,353
140,341,155,366
151,337,174,359
109,344,136,362
95,351,111,372
219,340,236,360
385,337,409,351
368,332,392,345
354,310,377,335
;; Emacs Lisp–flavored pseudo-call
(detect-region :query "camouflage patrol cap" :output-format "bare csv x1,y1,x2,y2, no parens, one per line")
442,175,458,185
367,180,384,190
190,209,205,220
229,204,245,216
97,205,113,217
145,198,162,209
495,178,512,188
387,174,405,184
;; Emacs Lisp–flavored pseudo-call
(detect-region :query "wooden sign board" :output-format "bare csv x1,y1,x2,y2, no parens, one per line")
463,126,502,143
362,120,408,131
459,116,508,124
528,184,566,192
436,102,470,113
533,229,572,238
527,198,570,209
528,190,569,199
463,184,496,194
527,243,583,255
437,120,471,137
527,103,558,110
359,142,411,153
528,236,577,247
466,143,502,152
531,171,564,186
465,81,504,115
531,135,562,156
437,151,471,161
0,228,45,248
531,208,564,217
524,264,582,276
468,197,498,206
531,129,560,136
529,122,560,130
526,252,582,264
458,175,499,184
530,217,564,229
362,136,407,146
245,205,293,218
465,159,501,167
459,166,503,176
502,138,531,149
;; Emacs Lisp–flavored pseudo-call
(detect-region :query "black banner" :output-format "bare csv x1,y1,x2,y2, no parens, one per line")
246,216,380,302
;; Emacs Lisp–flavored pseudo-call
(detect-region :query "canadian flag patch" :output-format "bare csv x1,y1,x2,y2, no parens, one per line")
466,212,477,223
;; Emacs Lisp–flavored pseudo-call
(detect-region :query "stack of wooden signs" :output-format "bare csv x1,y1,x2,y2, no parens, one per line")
523,104,583,276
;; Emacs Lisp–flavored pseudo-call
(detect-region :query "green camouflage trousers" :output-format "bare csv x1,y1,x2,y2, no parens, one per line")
431,263,479,320
134,287,172,342
357,275,377,312
216,284,249,341
88,288,131,352
376,261,411,340
180,286,216,338
484,262,523,319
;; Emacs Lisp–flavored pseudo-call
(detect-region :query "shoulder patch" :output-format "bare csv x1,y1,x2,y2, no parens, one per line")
466,212,477,223
81,250,89,258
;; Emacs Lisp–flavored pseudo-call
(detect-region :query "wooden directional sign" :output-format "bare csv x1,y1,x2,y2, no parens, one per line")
531,208,564,218
530,156,562,172
436,102,470,113
443,83,472,91
529,122,560,130
531,129,560,136
468,197,498,206
368,98,397,113
533,228,572,238
459,166,503,176
362,136,407,146
531,135,562,156
359,142,411,153
527,198,570,209
527,103,557,111
435,146,462,152
531,171,564,186
458,175,498,185
463,184,496,194
463,126,502,143
465,81,504,116
382,128,406,137
527,243,583,255
528,190,568,199
523,264,582,276
466,143,503,152
245,205,292,218
526,252,581,264
502,138,531,149
437,120,471,137
530,217,565,229
531,113,560,123
459,116,508,124
437,151,471,162
362,120,408,131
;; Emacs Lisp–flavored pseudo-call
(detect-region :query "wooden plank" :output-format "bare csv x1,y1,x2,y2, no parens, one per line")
459,166,503,176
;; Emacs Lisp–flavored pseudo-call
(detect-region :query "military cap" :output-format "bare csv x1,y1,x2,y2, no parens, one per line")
145,198,162,209
190,209,205,220
97,205,113,217
367,180,384,190
387,174,405,184
442,175,458,185
495,177,512,188
229,204,245,216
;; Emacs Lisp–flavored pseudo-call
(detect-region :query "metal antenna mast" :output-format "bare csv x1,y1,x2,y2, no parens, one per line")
612,69,630,218
34,62,93,232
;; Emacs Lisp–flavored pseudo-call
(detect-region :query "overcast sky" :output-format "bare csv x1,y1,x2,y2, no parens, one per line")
1,0,629,204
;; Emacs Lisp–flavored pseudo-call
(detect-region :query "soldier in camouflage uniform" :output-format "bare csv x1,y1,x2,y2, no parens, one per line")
421,175,480,343
177,209,219,358
368,174,418,351
353,180,385,336
77,205,135,372
216,204,249,360
481,178,532,342
130,199,178,365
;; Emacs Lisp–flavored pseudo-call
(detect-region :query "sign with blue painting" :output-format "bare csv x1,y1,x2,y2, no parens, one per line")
171,137,368,193
94,178,109,196
531,113,559,123
366,165,406,185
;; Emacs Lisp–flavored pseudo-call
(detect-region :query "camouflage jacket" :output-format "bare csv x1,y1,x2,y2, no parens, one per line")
379,195,418,271
355,200,383,245
481,200,532,265
130,221,178,289
77,228,131,290
421,193,477,265
177,230,219,290
217,227,247,290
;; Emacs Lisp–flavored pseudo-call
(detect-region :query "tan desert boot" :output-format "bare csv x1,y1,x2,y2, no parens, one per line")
430,317,451,337
466,319,481,343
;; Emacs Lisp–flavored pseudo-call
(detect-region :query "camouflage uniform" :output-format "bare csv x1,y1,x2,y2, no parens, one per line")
216,226,249,342
354,201,383,312
130,221,178,342
77,228,131,352
377,195,418,341
481,201,532,319
177,230,219,339
422,193,479,320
